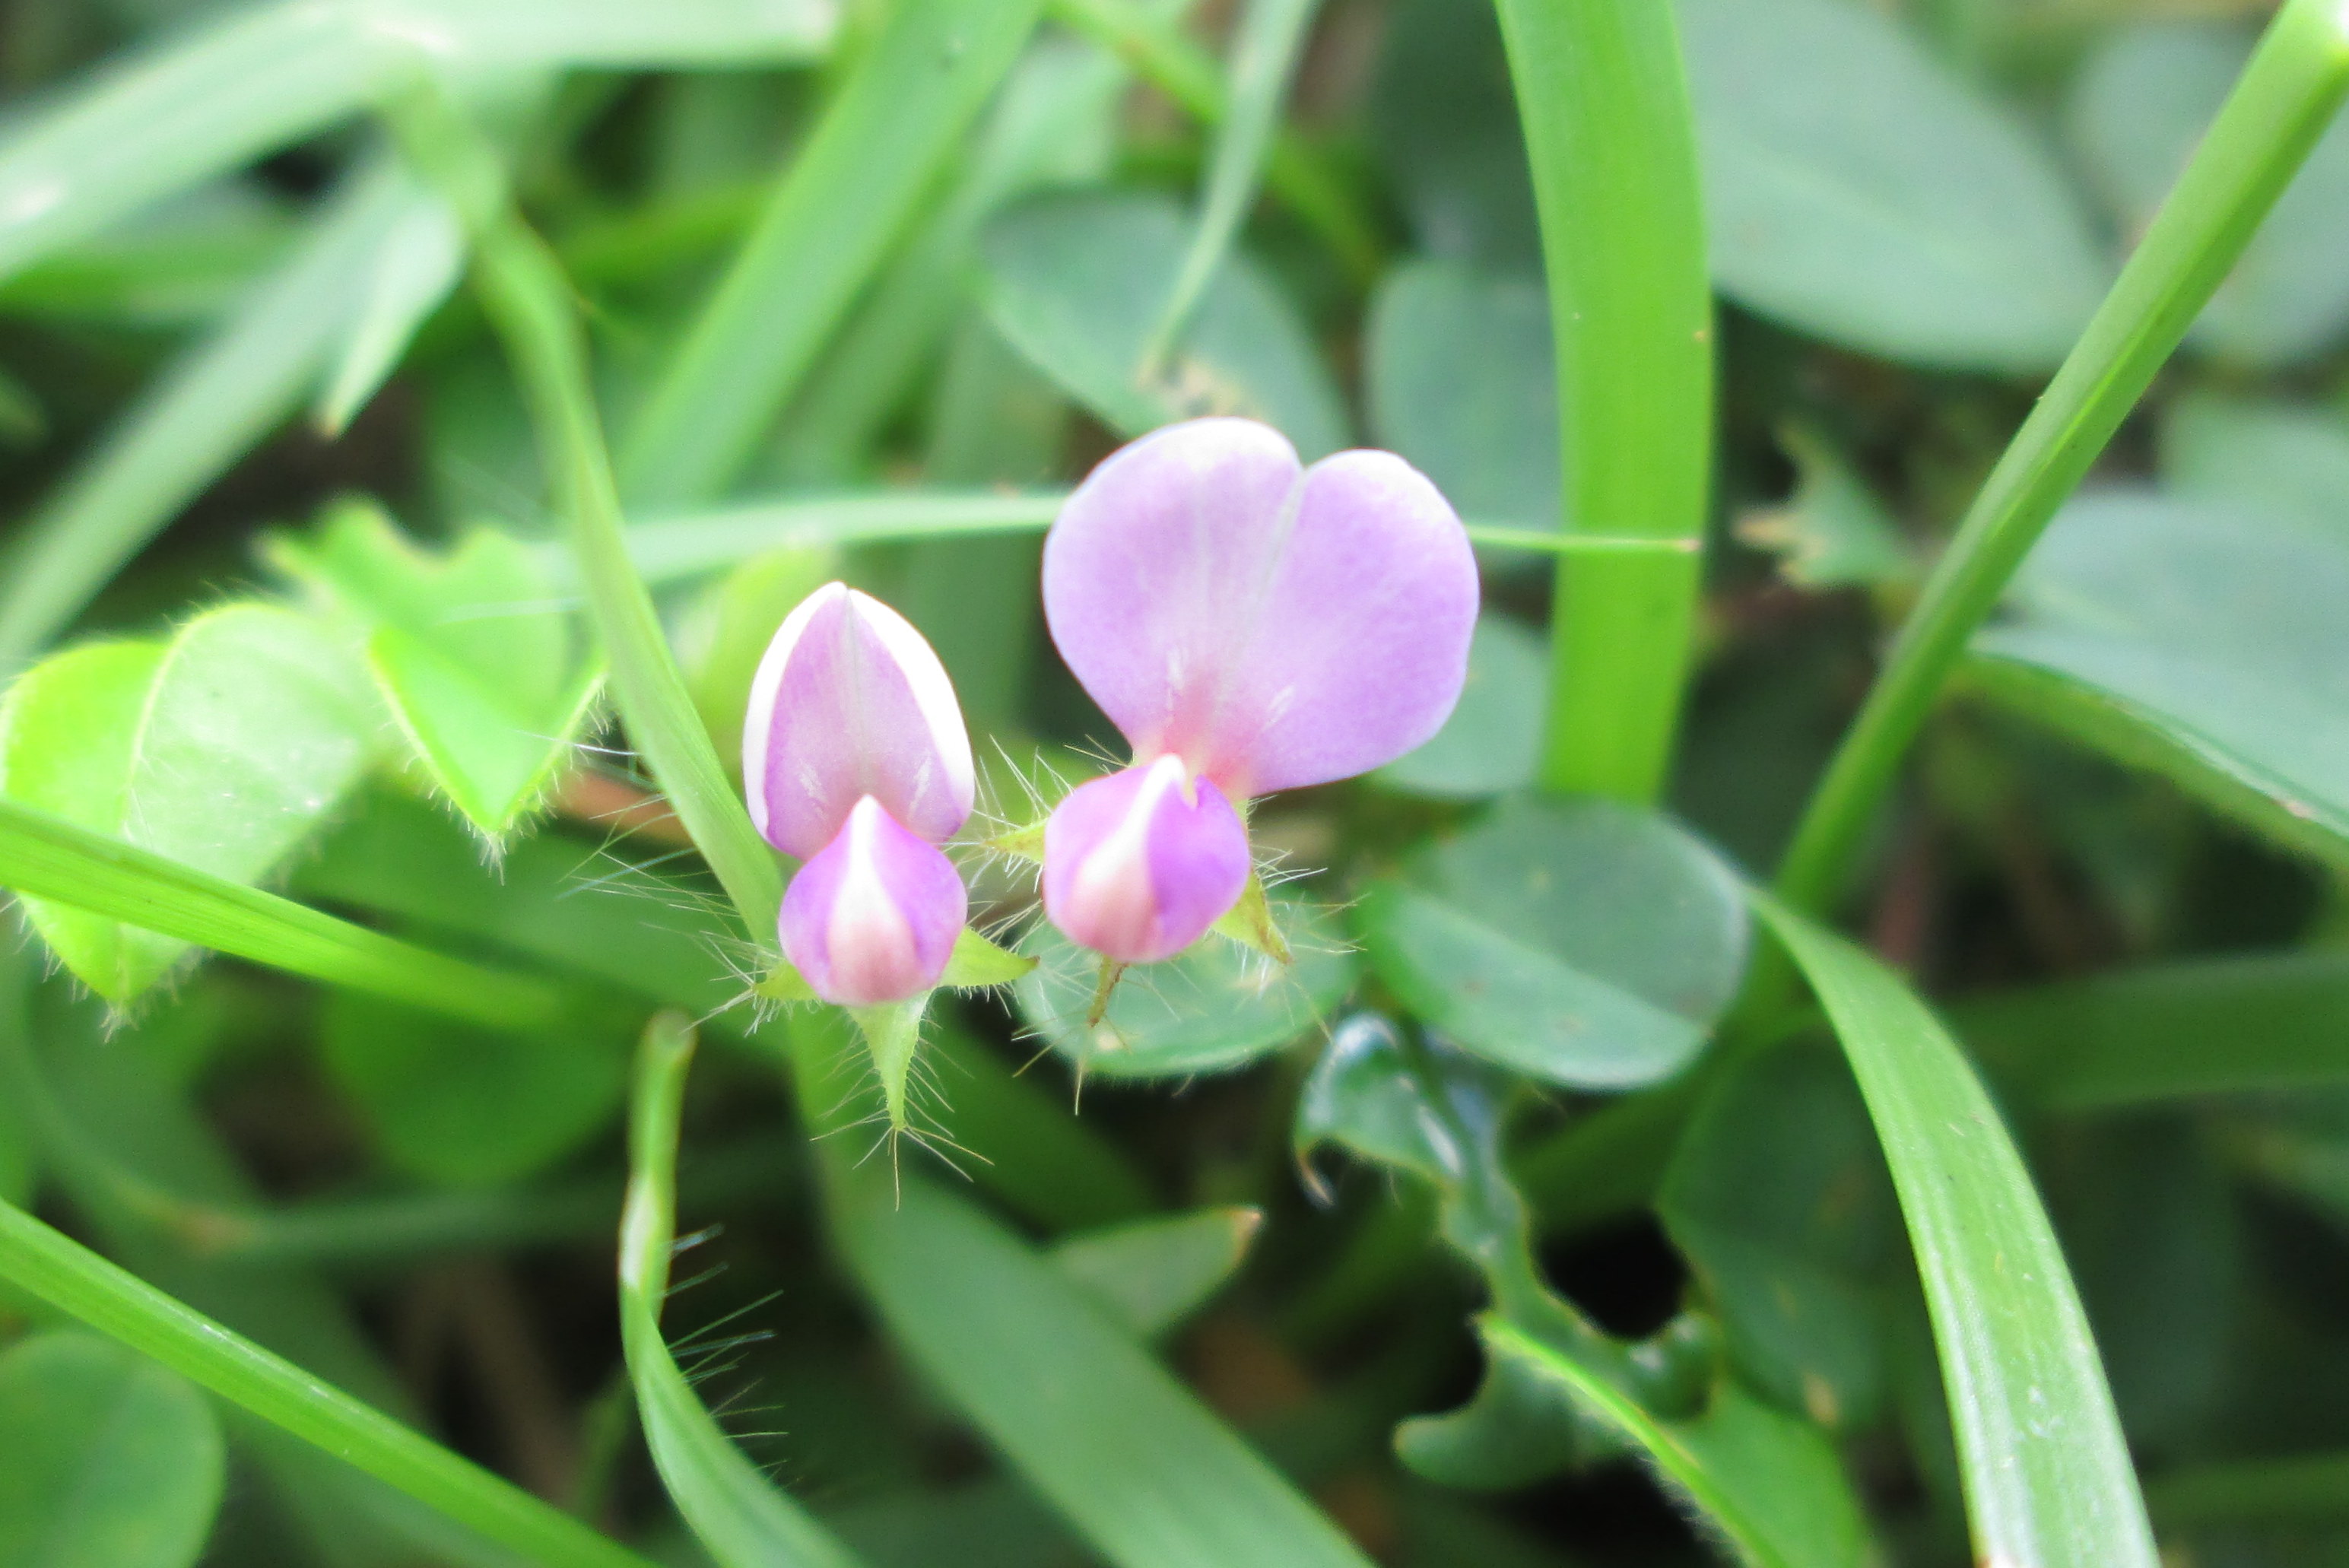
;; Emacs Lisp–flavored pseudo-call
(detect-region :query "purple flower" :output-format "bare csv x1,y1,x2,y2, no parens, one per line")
1040,418,1478,963
744,582,974,1004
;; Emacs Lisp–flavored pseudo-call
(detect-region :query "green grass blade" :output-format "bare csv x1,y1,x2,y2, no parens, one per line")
1045,0,1380,283
612,491,1692,587
314,192,465,436
621,1015,868,1568
619,0,1049,506
0,1195,657,1568
0,160,435,672
0,795,570,1032
1140,0,1320,371
1956,953,2349,1111
398,91,783,941
1774,0,2349,913
787,1013,1376,1568
1493,0,1711,803
2146,1449,2349,1531
1754,895,2157,1568
0,0,835,290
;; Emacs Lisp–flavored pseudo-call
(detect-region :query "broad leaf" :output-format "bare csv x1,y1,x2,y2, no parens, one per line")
1050,1207,1261,1338
1355,798,1747,1090
1732,424,1913,590
1970,490,2349,869
1660,1043,1900,1430
2068,21,2349,367
1367,0,1538,265
978,189,1349,459
1677,0,2106,371
322,992,627,1188
1015,896,1356,1079
1364,259,1556,529
0,605,378,1003
2159,390,2349,538
0,1332,225,1568
1754,897,2158,1568
268,500,601,841
1374,614,1547,800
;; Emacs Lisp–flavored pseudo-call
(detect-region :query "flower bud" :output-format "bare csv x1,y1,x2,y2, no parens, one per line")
779,795,967,1006
1042,754,1250,964
744,582,975,858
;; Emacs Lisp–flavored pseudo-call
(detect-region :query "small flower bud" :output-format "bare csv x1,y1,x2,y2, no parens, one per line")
1042,754,1250,964
744,582,975,859
780,795,967,1006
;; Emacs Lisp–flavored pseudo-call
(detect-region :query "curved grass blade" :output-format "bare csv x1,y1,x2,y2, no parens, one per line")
621,1014,867,1568
398,89,783,940
1774,0,2349,914
620,0,1049,505
0,1196,658,1568
0,795,571,1032
612,491,1692,588
0,160,439,673
1494,0,1711,804
1753,896,2157,1568
1139,0,1320,372
787,1012,1376,1568
315,191,465,436
0,0,834,289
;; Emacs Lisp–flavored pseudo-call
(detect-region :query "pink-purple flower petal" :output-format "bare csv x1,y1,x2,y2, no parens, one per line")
779,795,967,1006
744,582,975,859
1042,755,1252,964
1043,417,1479,798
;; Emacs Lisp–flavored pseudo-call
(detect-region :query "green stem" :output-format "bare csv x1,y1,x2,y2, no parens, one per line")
1047,0,1383,285
390,90,783,944
1773,0,2349,914
1496,0,1713,804
0,796,570,1031
0,1197,656,1568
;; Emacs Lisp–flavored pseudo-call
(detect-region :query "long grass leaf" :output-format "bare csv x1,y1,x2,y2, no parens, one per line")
1773,0,2349,913
1139,0,1319,371
0,0,834,289
1494,0,1712,803
0,1194,657,1568
786,1012,1374,1568
0,160,437,672
621,1014,868,1568
1754,896,2157,1568
398,90,784,939
0,795,571,1031
620,0,1049,505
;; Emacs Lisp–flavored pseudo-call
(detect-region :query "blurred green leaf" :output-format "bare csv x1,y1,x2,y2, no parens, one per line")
621,1015,870,1568
268,500,601,841
978,189,1349,459
1367,0,1538,265
1051,1207,1260,1338
2069,21,2349,367
1958,952,2349,1109
1392,1342,1582,1492
1356,798,1747,1090
802,1042,1376,1568
1364,259,1556,531
0,605,378,1004
1015,895,1356,1079
678,545,840,774
0,0,836,288
1375,614,1547,800
322,992,626,1188
1756,897,2158,1568
1970,490,2349,871
1732,425,1913,591
2160,390,2349,537
1659,1043,1899,1431
1678,0,2106,370
0,160,444,672
621,0,1044,503
0,1331,224,1568
0,188,293,328
314,192,464,435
